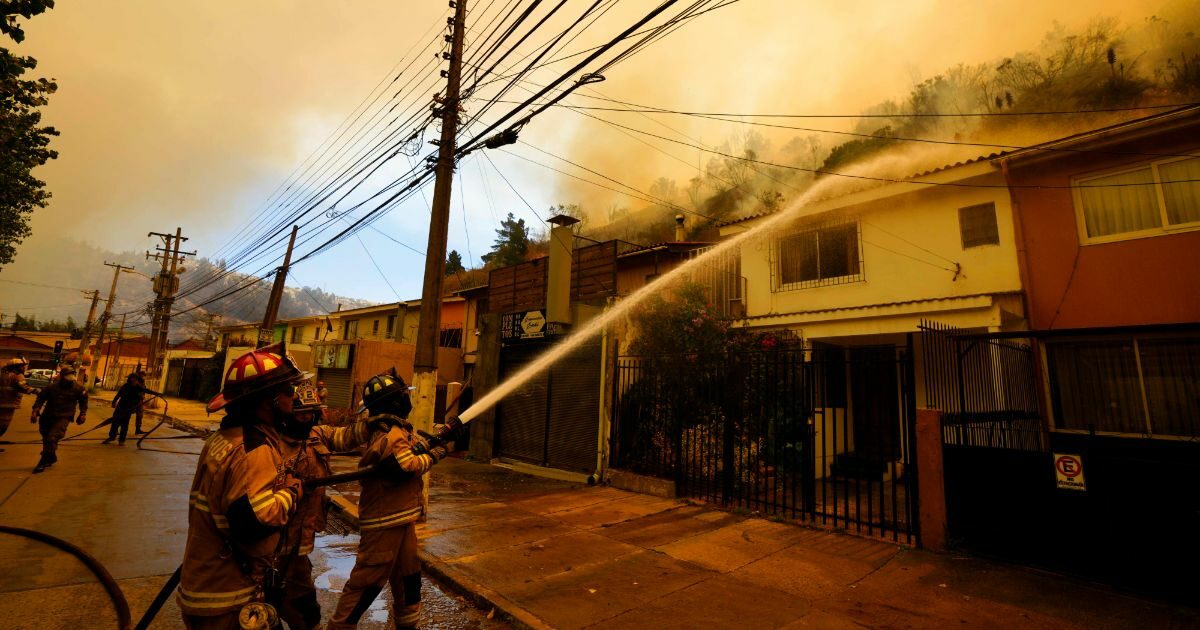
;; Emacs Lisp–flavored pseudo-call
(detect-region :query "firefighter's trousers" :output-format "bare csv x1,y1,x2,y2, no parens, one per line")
108,409,134,443
328,523,422,629
38,416,71,462
278,554,321,630
181,611,241,630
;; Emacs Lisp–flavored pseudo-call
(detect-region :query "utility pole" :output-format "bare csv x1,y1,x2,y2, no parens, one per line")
96,261,134,381
259,225,299,348
73,290,102,378
202,312,221,351
103,313,128,386
145,228,195,380
411,0,468,439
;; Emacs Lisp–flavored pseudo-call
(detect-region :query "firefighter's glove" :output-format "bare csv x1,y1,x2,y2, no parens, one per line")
75,414,86,426
30,411,39,424
281,476,304,509
429,446,448,462
440,416,465,443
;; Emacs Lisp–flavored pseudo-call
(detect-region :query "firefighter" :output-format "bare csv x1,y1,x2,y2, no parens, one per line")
315,380,328,405
0,357,37,452
30,365,88,473
103,372,149,445
274,380,372,630
328,371,463,630
178,343,310,629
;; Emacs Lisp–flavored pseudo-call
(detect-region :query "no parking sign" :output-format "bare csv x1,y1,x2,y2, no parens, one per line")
1054,453,1086,491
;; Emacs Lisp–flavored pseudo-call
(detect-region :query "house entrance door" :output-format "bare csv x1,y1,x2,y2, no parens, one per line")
849,346,902,464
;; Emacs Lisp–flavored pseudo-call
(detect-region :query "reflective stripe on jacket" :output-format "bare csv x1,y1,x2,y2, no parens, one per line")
178,422,302,617
291,420,371,554
357,416,436,532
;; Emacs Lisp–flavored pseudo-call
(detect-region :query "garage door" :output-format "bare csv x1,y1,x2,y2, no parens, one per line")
496,341,600,474
317,367,353,409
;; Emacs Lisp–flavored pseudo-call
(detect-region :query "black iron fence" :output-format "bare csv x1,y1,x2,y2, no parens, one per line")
919,320,1043,451
612,342,917,544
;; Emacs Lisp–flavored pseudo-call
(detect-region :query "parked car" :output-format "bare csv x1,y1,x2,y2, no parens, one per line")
26,369,52,388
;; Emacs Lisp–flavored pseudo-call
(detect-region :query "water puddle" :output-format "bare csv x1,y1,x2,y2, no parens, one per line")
312,533,510,629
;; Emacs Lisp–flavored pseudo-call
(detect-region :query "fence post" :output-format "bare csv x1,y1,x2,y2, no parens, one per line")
915,408,948,551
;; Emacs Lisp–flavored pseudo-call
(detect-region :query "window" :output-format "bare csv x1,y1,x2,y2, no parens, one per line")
958,202,999,248
1047,336,1199,438
290,326,303,343
386,315,396,338
342,319,358,340
774,223,862,290
1075,156,1200,242
372,319,380,335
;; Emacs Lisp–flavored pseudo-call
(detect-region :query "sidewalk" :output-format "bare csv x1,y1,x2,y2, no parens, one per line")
115,395,1200,629
325,458,1197,630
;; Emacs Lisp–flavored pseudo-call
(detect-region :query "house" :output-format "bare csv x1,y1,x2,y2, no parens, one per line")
961,105,1200,596
0,331,73,369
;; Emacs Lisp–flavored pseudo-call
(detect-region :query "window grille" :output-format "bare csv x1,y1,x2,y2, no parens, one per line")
772,222,863,291
958,202,999,248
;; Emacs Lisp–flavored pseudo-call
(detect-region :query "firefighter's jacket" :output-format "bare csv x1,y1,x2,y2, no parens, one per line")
356,414,440,532
179,420,303,617
288,420,371,555
0,371,35,409
32,380,87,420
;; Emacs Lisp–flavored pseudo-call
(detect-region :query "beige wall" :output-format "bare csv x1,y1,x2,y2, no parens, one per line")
723,169,1025,340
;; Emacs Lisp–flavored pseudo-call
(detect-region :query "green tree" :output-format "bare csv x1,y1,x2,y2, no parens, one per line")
481,212,529,268
0,0,58,267
445,249,465,275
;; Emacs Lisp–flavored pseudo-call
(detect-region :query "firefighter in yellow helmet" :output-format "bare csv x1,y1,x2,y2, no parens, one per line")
0,357,36,453
179,343,311,629
328,370,463,629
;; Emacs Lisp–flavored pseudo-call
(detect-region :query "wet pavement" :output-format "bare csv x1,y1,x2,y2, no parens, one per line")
19,393,1197,629
0,395,508,629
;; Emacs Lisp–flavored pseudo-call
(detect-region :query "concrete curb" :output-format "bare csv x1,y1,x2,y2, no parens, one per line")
325,492,550,630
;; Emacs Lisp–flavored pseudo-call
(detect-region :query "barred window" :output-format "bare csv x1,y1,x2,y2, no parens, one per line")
774,222,862,291
958,202,999,248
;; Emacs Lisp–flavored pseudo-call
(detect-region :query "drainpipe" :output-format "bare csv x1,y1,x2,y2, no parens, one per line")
1000,159,1035,327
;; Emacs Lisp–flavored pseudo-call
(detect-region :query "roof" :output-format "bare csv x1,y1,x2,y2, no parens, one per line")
171,338,207,350
717,152,1003,228
1000,104,1200,164
617,241,715,258
0,335,53,350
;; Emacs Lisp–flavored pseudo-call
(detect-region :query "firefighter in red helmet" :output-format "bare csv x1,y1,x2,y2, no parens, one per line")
178,343,312,629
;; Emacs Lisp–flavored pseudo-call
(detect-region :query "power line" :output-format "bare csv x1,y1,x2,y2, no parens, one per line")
0,278,89,292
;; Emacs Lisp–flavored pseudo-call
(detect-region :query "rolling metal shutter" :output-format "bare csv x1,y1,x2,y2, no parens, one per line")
496,344,549,465
495,341,601,474
317,367,353,409
546,342,601,473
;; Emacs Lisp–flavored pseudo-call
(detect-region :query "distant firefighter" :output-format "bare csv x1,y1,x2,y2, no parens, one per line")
0,357,36,452
30,365,88,473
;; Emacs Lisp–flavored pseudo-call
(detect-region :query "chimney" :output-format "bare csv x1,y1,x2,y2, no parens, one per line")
546,214,579,325
674,214,686,241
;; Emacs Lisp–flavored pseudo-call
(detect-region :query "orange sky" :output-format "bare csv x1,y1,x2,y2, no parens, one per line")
4,0,1169,307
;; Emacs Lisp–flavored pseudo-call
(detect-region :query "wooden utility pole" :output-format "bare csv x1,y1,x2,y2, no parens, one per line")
96,262,134,378
259,225,299,348
146,228,195,378
103,313,127,386
73,290,102,377
411,0,468,438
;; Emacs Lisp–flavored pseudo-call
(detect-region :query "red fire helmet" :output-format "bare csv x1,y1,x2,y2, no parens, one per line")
206,342,311,413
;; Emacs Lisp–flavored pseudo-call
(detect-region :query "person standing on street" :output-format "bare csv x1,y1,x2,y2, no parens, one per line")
328,370,463,630
103,372,148,445
30,365,88,473
0,358,37,453
178,343,308,629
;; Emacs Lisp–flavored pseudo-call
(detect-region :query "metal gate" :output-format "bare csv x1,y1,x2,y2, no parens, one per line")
496,341,601,474
317,367,353,409
612,341,918,543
